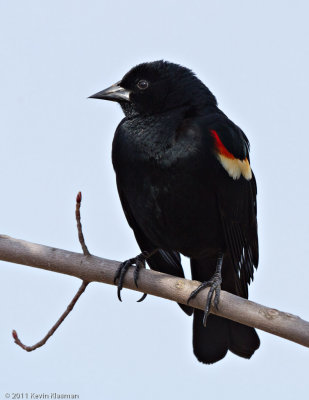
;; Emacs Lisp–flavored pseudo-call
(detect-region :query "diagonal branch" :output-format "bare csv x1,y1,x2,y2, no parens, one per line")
12,192,91,351
1,234,309,348
12,281,88,351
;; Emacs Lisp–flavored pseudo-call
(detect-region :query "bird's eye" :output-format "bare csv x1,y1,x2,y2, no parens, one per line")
137,80,149,90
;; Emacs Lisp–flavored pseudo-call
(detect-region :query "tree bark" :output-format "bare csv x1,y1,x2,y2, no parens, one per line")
0,234,308,348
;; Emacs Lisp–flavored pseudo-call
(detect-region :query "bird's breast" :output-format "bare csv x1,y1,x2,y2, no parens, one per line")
113,130,223,256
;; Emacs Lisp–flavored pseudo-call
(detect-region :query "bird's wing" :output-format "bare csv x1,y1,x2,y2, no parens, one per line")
205,119,258,298
116,178,193,315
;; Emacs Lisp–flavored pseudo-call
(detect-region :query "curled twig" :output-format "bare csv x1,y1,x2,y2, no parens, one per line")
12,191,91,351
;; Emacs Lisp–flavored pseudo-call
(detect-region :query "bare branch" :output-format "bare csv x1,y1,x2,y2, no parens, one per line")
12,281,88,351
12,192,91,351
1,234,308,348
75,191,90,256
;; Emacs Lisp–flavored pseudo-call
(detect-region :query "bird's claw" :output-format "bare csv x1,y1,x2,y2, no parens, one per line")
137,293,147,302
114,253,148,302
187,272,222,327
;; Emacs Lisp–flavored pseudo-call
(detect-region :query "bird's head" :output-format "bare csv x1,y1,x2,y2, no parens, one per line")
89,60,217,117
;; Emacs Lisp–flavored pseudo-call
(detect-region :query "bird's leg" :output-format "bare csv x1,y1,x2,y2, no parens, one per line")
187,252,224,326
114,249,157,302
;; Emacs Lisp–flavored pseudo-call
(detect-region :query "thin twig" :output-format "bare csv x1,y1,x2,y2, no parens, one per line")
76,191,90,256
12,192,91,351
12,281,88,351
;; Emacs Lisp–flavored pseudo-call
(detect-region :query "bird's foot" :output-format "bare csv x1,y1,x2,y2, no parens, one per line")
187,252,224,326
187,272,222,326
114,251,151,302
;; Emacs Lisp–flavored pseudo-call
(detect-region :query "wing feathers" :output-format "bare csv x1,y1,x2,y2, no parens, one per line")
210,129,252,180
221,216,257,298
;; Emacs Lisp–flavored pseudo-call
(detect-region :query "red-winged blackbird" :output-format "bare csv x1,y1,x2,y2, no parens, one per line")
90,60,260,364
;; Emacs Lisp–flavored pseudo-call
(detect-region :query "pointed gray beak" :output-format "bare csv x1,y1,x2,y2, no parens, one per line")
88,81,131,102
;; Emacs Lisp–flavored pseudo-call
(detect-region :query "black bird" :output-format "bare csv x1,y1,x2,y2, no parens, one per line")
90,60,260,364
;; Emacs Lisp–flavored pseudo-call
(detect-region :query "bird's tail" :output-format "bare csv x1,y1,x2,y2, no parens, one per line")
193,311,229,363
193,311,260,364
191,256,260,364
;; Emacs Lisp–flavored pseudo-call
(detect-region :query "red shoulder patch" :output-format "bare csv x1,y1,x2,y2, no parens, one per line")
210,129,252,180
210,129,235,159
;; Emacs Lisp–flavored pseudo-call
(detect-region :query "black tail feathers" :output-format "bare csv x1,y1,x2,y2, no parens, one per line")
193,310,260,364
193,311,229,364
229,320,260,359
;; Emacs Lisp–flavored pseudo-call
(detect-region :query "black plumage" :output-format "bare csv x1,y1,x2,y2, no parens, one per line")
90,60,260,364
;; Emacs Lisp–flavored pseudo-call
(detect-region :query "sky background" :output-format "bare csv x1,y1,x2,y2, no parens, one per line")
0,0,308,398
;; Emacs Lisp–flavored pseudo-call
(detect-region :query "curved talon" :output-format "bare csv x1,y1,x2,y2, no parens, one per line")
114,264,123,284
137,293,147,302
134,274,139,287
116,260,132,301
114,252,149,302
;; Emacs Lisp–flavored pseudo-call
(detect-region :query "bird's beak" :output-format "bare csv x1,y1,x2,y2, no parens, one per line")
88,81,131,102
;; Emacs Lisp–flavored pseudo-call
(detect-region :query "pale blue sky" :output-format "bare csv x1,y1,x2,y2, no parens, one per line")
0,1,308,398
